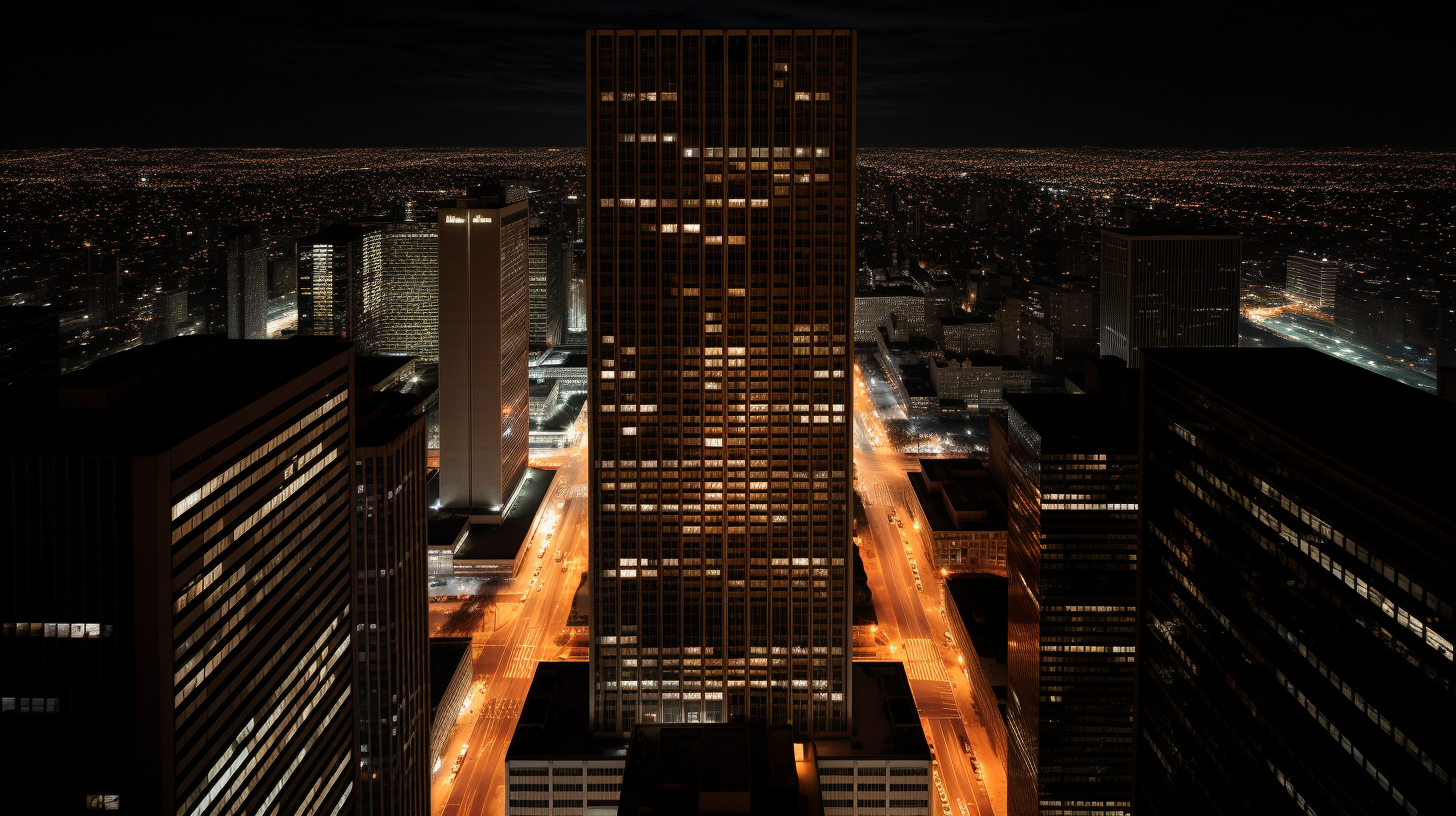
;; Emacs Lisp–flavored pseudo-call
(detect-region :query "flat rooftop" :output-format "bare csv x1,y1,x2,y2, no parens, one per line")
429,638,472,711
617,724,809,816
947,575,1009,663
1,335,352,456
505,662,631,761
453,468,558,561
1005,394,1137,454
1143,347,1455,527
815,662,931,761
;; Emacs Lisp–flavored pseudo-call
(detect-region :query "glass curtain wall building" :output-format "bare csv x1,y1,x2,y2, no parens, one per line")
586,29,857,736
529,226,567,347
298,225,365,339
1003,394,1139,816
362,223,440,363
1099,229,1241,367
0,336,357,815
1136,348,1455,816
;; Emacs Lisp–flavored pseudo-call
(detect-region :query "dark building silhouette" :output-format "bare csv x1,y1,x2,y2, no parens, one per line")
0,306,62,386
227,240,270,339
1099,229,1241,367
298,224,365,339
1136,348,1455,816
0,336,357,815
586,29,858,736
529,225,568,347
1003,372,1139,816
354,357,433,816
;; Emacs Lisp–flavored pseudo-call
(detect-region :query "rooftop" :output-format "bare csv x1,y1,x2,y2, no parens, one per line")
1,335,352,456
1005,393,1137,454
815,662,931,761
505,662,631,761
1142,347,1455,527
453,467,558,561
617,724,811,816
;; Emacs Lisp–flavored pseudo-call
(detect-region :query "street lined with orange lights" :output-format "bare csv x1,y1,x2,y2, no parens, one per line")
854,364,1006,816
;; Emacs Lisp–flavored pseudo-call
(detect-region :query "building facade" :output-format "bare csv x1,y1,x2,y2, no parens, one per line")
1284,253,1339,310
1004,395,1139,816
362,223,440,362
299,224,365,339
437,188,531,521
227,242,270,339
1099,229,1241,367
0,336,356,815
1136,348,1455,816
587,29,857,736
355,360,432,816
529,226,568,347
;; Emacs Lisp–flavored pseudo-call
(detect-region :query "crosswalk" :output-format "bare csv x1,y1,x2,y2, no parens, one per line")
504,643,538,678
905,638,953,682
480,697,524,720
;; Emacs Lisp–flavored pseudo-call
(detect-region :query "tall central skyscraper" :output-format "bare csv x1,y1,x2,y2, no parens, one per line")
438,186,531,521
586,29,857,736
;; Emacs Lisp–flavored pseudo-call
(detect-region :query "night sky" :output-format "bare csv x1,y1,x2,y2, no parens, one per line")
5,1,1450,148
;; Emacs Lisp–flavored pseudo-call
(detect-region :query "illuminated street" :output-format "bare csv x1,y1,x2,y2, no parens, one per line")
853,367,1007,816
432,424,592,816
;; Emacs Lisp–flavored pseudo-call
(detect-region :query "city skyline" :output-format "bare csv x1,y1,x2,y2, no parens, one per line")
3,17,1454,816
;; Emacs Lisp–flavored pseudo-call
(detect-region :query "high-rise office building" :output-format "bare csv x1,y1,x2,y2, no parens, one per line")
1136,348,1455,816
162,285,189,338
528,225,568,347
362,223,439,362
1099,229,1241,367
354,357,432,816
299,224,365,339
1003,388,1139,816
586,29,857,736
0,335,357,815
227,241,270,339
1285,253,1339,310
437,186,530,521
83,250,120,324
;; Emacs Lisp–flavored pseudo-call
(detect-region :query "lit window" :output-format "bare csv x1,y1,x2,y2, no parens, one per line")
727,236,745,245
600,92,615,101
704,236,723,245
639,198,657,207
682,224,701,233
815,147,829,157
704,147,724,158
640,133,657,142
728,198,746,207
619,133,636,142
599,198,614,207
704,174,723,183
660,92,678,101
794,91,811,101
815,92,830,101
619,198,637,207
683,147,698,158
663,133,677,142
642,92,657,101
661,224,678,233
620,92,636,101
750,198,768,207
623,427,636,436
602,335,614,343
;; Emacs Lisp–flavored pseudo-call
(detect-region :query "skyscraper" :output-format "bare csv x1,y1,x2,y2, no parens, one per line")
0,335,357,815
1002,388,1139,816
1284,253,1339,310
227,241,270,339
437,186,531,521
354,356,432,816
361,223,439,362
1098,229,1241,367
528,225,568,347
586,29,857,736
298,224,365,339
1136,348,1455,816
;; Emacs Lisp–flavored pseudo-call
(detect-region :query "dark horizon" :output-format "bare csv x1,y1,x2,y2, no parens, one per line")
5,2,1452,149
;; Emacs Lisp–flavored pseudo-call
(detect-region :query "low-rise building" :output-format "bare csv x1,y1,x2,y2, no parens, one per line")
905,458,1007,574
430,638,475,774
944,575,1009,762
